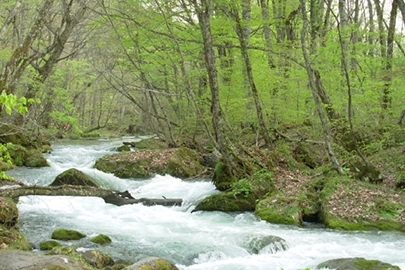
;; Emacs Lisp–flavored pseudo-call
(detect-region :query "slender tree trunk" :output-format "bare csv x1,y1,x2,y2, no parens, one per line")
231,6,272,148
0,0,22,41
300,0,343,174
192,0,235,176
0,0,54,97
381,0,398,110
260,0,275,68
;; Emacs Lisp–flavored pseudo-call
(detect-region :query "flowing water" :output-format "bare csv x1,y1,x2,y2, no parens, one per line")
6,137,405,269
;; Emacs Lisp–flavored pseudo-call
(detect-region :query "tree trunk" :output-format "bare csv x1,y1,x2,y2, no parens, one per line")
299,0,343,174
0,184,182,207
192,0,236,177
230,5,272,148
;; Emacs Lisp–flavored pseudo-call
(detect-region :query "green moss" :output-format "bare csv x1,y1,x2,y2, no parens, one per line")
255,194,301,225
318,257,401,270
39,240,62,250
135,138,168,150
50,168,98,187
0,225,32,250
139,258,179,270
194,192,256,212
24,149,49,167
212,162,236,191
166,147,203,178
0,197,18,228
324,214,405,232
51,228,86,240
90,234,112,245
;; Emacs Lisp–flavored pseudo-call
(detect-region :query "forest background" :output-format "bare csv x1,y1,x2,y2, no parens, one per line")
1,0,405,180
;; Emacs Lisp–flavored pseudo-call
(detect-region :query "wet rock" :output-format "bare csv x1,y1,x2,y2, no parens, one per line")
317,257,401,270
124,257,179,270
39,239,62,250
0,250,85,270
247,235,289,254
78,249,114,268
51,228,86,240
50,168,98,187
90,233,112,245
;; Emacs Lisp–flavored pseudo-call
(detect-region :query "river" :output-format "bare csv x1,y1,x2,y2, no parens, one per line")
7,137,405,269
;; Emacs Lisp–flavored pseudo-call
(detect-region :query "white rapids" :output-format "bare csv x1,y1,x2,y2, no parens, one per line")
7,138,405,270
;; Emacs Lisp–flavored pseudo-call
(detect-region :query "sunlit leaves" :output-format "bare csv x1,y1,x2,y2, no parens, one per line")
0,92,36,115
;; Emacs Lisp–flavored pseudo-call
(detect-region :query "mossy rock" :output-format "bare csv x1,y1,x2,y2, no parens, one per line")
7,144,49,167
79,249,114,268
24,148,49,167
117,145,131,152
94,148,205,179
317,257,401,270
39,240,62,250
135,138,168,150
320,177,405,232
90,234,112,245
126,257,179,270
46,246,98,269
164,147,204,178
193,192,257,212
51,228,86,240
49,168,98,187
0,197,18,228
254,193,302,225
212,162,236,191
0,225,32,250
7,144,28,167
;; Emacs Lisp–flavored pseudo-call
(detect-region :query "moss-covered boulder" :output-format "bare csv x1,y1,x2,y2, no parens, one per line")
255,193,302,225
195,170,276,212
0,197,18,228
78,249,114,268
317,257,400,270
51,228,86,240
90,234,112,245
193,192,257,212
0,225,32,250
25,148,49,167
39,240,62,250
49,168,98,187
0,197,31,250
320,177,405,232
7,144,49,167
124,257,179,270
94,147,205,179
135,137,168,150
117,145,131,152
212,162,236,191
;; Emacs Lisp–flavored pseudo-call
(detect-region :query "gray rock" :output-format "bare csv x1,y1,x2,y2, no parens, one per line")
0,250,85,270
247,235,289,254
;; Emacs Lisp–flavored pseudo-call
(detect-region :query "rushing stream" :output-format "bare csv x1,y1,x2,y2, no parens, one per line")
7,137,405,269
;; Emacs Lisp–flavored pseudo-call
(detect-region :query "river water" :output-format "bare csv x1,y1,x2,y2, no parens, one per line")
7,137,405,269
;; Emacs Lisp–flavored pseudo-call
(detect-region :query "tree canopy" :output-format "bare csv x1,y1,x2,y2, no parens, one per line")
1,0,405,175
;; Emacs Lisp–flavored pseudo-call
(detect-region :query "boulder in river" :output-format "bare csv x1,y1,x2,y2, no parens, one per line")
78,249,114,268
94,147,205,179
90,233,112,245
51,228,86,240
247,235,289,254
317,257,401,270
49,168,99,187
39,239,62,250
124,256,179,270
0,250,86,270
